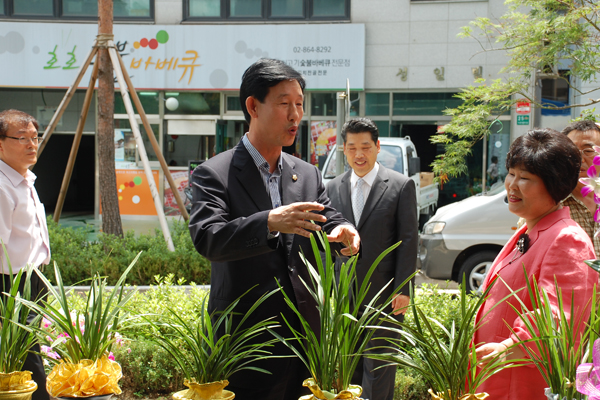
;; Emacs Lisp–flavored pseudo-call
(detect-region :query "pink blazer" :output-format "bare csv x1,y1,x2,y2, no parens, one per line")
473,207,597,400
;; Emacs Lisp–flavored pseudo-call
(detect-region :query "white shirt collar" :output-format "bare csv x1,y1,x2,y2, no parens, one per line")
0,160,36,187
350,162,379,188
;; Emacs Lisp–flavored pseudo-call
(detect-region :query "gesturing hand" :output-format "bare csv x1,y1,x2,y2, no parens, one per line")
327,225,360,256
268,202,327,238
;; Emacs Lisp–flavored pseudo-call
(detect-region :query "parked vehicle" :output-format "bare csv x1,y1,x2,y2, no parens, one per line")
419,183,519,292
321,137,439,225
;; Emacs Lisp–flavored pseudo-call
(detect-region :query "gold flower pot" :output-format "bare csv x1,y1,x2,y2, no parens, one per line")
299,378,363,400
172,379,234,400
0,372,37,400
46,356,122,398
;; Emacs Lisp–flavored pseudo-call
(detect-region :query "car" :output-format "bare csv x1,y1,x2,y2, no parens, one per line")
418,183,519,292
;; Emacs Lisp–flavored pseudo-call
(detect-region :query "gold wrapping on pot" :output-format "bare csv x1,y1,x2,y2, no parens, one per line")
0,372,37,392
172,379,234,400
46,355,122,398
428,389,489,400
299,378,363,400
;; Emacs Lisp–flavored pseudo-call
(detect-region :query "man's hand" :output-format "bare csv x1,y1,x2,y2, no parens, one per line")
475,341,510,366
391,294,410,315
327,225,360,256
268,202,326,238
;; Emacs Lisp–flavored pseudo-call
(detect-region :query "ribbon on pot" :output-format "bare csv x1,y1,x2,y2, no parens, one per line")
299,378,362,400
174,379,230,400
46,355,122,398
576,338,600,400
428,389,489,400
0,371,37,392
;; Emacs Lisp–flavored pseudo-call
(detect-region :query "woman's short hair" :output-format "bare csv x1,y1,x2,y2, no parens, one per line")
506,128,581,204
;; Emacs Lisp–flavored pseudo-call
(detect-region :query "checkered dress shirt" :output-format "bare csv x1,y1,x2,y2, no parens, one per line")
562,194,600,258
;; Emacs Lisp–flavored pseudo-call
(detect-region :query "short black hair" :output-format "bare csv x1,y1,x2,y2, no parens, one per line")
239,58,306,123
506,128,581,204
0,109,39,138
561,120,600,137
341,118,379,144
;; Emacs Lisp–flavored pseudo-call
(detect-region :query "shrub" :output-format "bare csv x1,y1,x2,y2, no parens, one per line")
394,367,429,400
46,218,211,286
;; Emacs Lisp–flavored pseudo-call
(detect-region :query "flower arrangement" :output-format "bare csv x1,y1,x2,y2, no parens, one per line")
20,253,141,398
578,148,600,227
271,230,412,400
0,262,39,396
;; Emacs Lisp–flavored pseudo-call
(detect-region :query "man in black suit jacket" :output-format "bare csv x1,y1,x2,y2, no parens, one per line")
188,59,360,400
326,118,418,400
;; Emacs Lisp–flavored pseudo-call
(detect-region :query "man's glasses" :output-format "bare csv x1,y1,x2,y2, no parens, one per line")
1,136,44,145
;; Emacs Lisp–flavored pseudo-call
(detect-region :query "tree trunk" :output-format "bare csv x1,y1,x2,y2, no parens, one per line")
97,0,123,237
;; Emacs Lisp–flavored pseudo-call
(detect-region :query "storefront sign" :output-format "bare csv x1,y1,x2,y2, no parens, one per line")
310,121,337,165
516,101,531,114
0,23,365,90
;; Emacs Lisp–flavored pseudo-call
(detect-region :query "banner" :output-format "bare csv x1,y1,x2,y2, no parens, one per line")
0,23,365,90
310,121,337,165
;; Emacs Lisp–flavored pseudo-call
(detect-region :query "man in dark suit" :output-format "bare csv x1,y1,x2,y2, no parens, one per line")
326,118,418,400
188,59,360,400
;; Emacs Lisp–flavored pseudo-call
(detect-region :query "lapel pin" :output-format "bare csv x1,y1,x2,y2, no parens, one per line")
292,174,298,181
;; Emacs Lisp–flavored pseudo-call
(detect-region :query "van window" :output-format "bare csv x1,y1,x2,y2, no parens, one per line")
380,145,404,174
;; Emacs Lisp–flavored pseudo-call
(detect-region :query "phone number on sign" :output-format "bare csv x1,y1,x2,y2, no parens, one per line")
293,46,332,53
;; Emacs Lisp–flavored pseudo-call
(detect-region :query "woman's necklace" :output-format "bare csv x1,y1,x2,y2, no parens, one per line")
508,233,531,265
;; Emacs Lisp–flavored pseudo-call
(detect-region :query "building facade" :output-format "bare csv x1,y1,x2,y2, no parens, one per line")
1,0,568,217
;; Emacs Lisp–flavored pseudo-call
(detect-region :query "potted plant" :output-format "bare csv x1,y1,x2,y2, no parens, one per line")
364,277,526,400
271,231,412,400
20,253,141,399
137,287,281,400
507,265,600,400
0,262,40,400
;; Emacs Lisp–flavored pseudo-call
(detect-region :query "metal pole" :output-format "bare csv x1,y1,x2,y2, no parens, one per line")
336,92,345,176
108,41,175,251
482,133,487,195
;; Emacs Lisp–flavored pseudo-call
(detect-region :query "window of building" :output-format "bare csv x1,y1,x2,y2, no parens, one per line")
311,92,337,116
226,95,242,112
185,0,349,20
3,0,152,19
115,91,159,115
392,92,461,116
164,92,220,115
365,93,390,116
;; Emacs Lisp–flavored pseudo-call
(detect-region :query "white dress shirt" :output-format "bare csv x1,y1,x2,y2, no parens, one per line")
0,160,50,274
350,162,380,207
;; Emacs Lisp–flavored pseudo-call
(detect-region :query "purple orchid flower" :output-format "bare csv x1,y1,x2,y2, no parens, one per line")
576,339,600,399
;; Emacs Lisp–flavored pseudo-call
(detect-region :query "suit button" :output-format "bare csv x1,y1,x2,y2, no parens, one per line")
288,266,294,272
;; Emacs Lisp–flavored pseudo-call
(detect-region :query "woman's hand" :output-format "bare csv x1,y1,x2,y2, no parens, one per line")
475,342,508,366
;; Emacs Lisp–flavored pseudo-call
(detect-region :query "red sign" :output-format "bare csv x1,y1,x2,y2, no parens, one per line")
516,101,531,114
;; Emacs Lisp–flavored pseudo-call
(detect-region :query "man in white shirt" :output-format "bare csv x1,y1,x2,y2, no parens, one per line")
0,109,50,400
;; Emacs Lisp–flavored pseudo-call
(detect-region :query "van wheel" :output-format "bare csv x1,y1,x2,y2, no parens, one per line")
458,251,497,293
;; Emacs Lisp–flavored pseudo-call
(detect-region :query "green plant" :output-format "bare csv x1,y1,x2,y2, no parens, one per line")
138,287,280,384
394,368,429,400
272,231,411,397
0,260,39,374
22,253,140,364
506,266,600,400
367,279,525,400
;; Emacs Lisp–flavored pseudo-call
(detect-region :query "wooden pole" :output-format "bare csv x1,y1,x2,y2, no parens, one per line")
108,41,175,251
115,51,190,221
53,57,100,223
37,44,98,159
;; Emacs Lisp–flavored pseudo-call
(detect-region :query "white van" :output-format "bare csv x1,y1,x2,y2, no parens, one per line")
419,183,519,292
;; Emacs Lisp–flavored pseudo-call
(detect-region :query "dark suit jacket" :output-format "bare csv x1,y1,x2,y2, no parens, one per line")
326,165,418,305
188,142,350,339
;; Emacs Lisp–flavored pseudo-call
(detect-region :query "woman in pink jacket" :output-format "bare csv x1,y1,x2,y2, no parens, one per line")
473,128,598,399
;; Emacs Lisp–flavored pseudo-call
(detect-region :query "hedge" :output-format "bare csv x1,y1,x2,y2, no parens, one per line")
46,218,211,286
